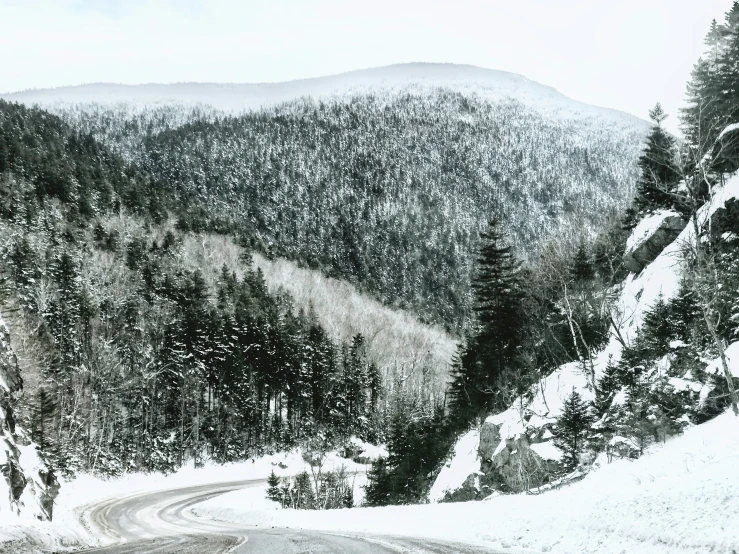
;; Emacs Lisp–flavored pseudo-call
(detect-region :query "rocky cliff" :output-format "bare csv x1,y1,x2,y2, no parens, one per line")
0,313,59,521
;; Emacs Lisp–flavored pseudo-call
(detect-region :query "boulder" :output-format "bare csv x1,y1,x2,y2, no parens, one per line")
440,472,492,502
28,467,61,520
478,419,501,461
1,460,27,506
623,213,686,274
437,420,562,501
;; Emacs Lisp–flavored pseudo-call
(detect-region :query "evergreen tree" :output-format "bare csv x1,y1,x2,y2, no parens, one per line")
594,360,621,418
363,457,390,507
266,469,283,504
363,399,450,506
625,104,680,227
343,483,354,508
30,388,58,456
293,471,316,509
552,390,593,472
640,294,677,358
570,243,595,283
448,219,523,424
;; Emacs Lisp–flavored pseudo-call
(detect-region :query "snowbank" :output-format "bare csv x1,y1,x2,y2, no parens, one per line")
348,437,389,462
194,409,739,554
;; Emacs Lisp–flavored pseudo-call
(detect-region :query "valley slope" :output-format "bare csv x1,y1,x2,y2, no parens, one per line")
8,64,648,328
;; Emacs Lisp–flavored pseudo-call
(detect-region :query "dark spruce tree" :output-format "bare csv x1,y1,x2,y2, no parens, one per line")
369,400,449,505
266,469,283,504
570,242,595,283
448,218,524,427
552,390,594,473
624,104,681,228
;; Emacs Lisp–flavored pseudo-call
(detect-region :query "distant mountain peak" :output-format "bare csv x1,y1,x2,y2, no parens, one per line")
1,63,641,124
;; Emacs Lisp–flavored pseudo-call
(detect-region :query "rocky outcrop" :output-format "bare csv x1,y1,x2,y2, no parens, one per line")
0,313,59,520
439,420,561,502
477,419,559,494
623,212,686,274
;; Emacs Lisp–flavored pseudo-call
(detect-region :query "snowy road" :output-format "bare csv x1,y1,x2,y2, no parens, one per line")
73,479,501,553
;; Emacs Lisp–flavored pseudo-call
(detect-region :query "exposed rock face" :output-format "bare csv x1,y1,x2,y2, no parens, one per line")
623,213,686,274
477,419,558,494
0,313,59,520
441,420,560,501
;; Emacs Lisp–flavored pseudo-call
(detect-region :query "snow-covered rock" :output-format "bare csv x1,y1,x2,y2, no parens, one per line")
623,210,686,274
0,313,59,522
428,428,484,502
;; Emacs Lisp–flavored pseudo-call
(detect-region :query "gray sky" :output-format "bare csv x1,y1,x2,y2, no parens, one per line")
0,0,731,129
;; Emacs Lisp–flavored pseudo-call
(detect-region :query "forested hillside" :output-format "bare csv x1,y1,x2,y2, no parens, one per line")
0,63,662,521
0,100,399,480
53,89,646,329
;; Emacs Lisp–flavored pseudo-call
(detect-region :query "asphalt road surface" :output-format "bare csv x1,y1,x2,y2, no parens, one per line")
70,479,501,554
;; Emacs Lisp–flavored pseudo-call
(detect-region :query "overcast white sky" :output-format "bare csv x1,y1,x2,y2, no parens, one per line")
0,0,731,128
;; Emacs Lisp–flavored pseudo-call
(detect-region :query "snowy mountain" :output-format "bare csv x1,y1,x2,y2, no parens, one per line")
18,67,647,329
1,63,643,124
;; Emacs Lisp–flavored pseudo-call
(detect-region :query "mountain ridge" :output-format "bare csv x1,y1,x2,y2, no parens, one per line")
1,63,646,124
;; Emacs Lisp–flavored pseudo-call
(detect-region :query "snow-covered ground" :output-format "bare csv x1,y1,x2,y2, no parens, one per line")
436,172,739,492
375,172,739,552
193,408,739,554
0,448,370,553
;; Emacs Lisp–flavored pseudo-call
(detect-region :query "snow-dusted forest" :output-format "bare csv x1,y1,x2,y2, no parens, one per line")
1,3,739,554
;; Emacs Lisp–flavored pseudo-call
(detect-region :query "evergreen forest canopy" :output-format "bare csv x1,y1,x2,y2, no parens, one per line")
0,100,385,475
54,90,646,330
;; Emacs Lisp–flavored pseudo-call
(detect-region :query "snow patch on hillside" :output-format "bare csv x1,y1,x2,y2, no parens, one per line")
428,428,481,503
486,361,592,442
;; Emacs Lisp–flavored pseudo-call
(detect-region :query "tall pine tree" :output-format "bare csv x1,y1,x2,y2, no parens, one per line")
448,218,523,425
552,390,593,472
625,104,681,228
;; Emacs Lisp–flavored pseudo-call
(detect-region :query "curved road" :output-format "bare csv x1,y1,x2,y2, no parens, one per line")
73,479,500,553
